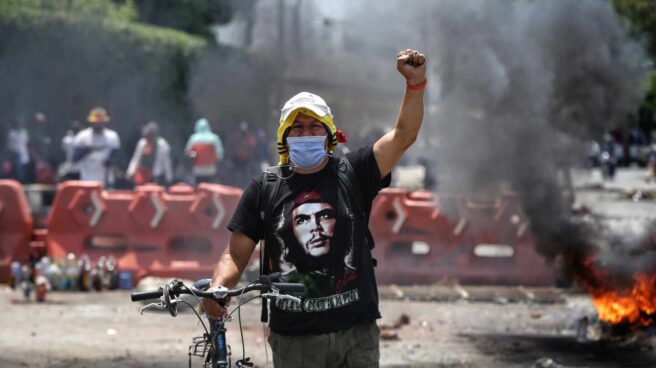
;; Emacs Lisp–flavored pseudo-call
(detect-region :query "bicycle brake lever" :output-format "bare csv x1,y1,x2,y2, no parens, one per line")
236,357,253,367
257,272,281,283
139,302,167,315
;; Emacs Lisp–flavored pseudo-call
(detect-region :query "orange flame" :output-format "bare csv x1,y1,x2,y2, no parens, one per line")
588,274,656,329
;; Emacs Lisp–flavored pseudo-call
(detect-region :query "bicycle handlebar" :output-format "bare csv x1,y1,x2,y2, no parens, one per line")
130,280,305,302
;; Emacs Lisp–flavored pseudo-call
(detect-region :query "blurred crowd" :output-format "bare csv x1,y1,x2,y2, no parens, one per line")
587,127,656,181
1,107,271,189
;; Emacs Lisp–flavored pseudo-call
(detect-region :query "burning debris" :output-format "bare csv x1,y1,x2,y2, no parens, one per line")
572,255,656,333
589,273,656,329
558,219,656,336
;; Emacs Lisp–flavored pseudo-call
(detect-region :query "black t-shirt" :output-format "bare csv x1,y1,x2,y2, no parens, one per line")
228,146,391,335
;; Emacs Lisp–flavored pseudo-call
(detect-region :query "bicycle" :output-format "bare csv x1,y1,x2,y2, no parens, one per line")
131,274,305,368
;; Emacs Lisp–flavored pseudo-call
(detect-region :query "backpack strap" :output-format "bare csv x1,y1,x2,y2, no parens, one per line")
335,157,367,223
258,169,282,323
333,157,377,261
259,169,282,274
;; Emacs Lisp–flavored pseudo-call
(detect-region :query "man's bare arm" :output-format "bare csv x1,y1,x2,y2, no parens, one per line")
211,231,257,289
202,231,257,319
374,49,427,178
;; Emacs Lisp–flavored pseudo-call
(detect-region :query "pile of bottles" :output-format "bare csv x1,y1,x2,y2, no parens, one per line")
10,253,125,295
8,260,50,302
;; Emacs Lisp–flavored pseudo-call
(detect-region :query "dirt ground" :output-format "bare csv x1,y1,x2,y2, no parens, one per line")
3,170,655,367
2,285,655,368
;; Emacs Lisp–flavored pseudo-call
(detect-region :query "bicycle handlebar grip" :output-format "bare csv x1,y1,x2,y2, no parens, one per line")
131,289,163,302
192,278,212,291
272,283,306,293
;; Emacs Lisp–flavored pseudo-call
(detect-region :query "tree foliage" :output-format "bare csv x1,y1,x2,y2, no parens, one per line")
0,1,273,159
0,2,207,152
0,0,139,23
131,0,234,39
612,0,656,58
611,0,656,131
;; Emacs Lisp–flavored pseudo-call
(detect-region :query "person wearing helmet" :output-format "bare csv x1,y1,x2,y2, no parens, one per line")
202,49,426,367
72,107,121,186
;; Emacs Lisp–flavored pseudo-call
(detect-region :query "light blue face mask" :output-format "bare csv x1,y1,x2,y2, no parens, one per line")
287,135,327,169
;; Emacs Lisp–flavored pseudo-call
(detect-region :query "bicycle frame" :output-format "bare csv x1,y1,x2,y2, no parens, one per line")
210,318,230,368
132,278,304,368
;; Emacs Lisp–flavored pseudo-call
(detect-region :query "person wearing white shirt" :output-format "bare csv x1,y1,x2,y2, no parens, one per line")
6,117,30,183
73,107,121,186
59,120,82,181
126,121,173,186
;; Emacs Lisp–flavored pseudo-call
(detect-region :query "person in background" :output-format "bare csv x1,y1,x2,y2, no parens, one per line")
30,112,53,162
627,127,647,166
6,116,31,183
601,133,618,180
27,112,58,184
73,107,121,187
646,142,656,183
230,121,259,186
185,118,224,184
255,127,271,169
126,121,173,186
59,120,82,181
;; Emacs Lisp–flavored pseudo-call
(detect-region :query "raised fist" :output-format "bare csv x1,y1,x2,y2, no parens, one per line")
396,49,426,86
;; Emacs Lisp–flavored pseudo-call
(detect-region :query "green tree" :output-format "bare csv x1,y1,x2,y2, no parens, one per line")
131,0,234,39
0,0,139,22
612,0,656,134
612,0,656,57
0,2,206,154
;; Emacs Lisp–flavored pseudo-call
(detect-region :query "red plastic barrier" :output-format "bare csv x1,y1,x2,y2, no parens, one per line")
47,181,242,282
0,180,34,283
370,189,556,286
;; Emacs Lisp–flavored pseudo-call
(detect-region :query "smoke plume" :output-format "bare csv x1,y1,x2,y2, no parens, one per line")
424,0,650,280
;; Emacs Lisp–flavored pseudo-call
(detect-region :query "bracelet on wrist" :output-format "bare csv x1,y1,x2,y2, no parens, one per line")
406,79,427,91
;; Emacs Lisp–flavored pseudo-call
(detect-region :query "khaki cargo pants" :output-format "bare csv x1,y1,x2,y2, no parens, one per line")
267,320,380,368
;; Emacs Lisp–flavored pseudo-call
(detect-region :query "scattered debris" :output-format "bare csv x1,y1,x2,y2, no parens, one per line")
533,357,564,368
576,317,588,343
380,313,411,341
530,312,543,319
382,314,411,330
624,188,655,201
398,314,410,326
518,286,536,301
389,284,404,299
453,284,470,299
379,329,399,340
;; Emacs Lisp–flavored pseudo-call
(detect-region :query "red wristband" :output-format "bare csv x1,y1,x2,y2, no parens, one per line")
406,79,427,90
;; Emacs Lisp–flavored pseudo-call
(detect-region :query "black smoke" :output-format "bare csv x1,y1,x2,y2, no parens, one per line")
419,0,648,270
